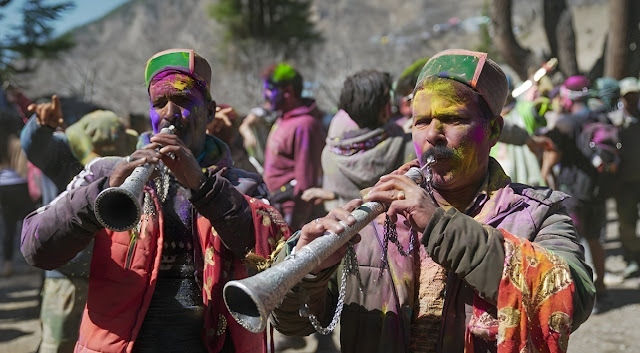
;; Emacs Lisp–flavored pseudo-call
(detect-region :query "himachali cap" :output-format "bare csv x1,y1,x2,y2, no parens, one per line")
144,49,212,92
416,49,508,117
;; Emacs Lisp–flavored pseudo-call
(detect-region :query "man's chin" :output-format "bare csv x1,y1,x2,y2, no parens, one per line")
430,171,455,188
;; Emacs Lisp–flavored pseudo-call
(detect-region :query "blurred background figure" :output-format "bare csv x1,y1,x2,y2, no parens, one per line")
491,73,553,186
541,76,612,314
608,77,640,278
207,104,258,174
238,100,278,174
261,63,326,230
21,95,137,353
303,69,414,210
0,108,33,277
391,57,429,132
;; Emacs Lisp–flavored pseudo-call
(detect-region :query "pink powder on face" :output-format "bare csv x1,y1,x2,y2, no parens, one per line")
471,123,486,144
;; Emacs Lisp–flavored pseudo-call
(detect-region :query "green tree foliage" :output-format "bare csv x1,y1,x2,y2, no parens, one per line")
209,0,322,52
0,0,75,81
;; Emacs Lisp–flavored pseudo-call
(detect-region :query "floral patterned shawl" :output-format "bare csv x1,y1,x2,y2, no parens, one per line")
465,229,574,353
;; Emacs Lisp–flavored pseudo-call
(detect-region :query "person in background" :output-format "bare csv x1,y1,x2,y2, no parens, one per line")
302,69,414,210
207,104,258,174
609,77,640,278
21,49,290,353
541,75,609,313
21,97,138,353
261,63,326,230
238,100,278,172
491,74,553,186
391,57,430,132
271,49,594,353
0,109,32,277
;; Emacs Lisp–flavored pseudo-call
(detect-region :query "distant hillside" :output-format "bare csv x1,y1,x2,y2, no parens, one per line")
14,0,608,120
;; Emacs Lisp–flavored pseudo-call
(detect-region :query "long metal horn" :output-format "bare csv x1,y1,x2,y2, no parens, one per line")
93,125,175,232
223,164,430,333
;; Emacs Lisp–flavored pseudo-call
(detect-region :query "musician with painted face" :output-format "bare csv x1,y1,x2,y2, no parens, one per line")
21,49,291,353
270,50,595,353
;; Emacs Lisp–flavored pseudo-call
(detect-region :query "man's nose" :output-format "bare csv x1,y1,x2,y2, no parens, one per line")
425,120,446,145
164,101,181,121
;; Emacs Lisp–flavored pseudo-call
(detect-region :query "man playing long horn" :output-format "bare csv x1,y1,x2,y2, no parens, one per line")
270,49,595,353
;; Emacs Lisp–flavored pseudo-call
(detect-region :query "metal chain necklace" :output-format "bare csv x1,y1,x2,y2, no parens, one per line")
378,215,416,280
155,164,171,204
302,156,437,334
301,242,361,334
378,155,436,279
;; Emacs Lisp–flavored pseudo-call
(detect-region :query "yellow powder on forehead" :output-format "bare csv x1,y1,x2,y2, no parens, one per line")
412,88,468,118
173,79,189,90
151,73,196,92
414,78,473,108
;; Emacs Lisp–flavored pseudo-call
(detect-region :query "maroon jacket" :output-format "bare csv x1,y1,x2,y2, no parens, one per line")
263,98,325,195
263,99,325,228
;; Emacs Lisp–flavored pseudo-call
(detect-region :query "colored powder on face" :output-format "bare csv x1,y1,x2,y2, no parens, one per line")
263,80,280,110
182,107,191,119
149,105,161,134
149,72,207,134
173,79,190,91
153,74,196,94
412,81,489,184
413,79,471,113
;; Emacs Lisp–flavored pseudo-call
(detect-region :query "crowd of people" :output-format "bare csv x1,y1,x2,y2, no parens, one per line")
0,46,638,353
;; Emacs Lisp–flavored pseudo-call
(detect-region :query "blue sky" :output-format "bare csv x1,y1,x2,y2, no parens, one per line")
3,0,131,38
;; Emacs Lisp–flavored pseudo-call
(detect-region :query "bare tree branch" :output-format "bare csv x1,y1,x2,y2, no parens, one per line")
489,0,532,79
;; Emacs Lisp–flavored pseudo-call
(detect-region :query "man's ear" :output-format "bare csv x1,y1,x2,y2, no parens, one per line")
489,115,503,146
207,100,217,124
377,101,392,125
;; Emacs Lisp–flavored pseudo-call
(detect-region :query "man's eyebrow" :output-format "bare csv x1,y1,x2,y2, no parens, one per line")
430,106,467,118
435,113,465,119
413,113,431,120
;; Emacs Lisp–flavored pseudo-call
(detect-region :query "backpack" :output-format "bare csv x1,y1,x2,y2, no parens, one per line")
577,116,622,175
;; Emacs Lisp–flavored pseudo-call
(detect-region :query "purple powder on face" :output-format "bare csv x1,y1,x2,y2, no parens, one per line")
263,80,280,110
149,105,161,134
